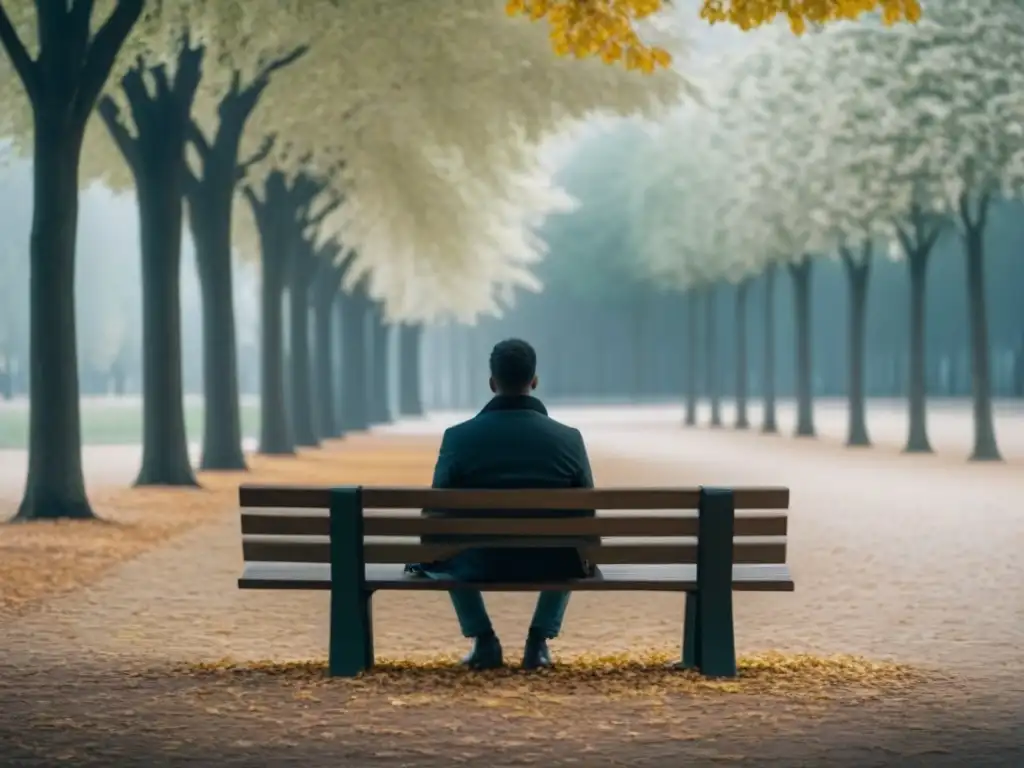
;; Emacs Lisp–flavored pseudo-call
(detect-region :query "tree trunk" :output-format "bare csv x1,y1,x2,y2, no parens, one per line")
190,177,246,470
259,254,293,455
338,292,371,432
368,305,392,424
684,290,698,426
841,248,871,447
904,248,932,453
789,258,815,437
14,120,94,519
761,263,778,434
734,279,750,429
11,1,145,520
704,284,721,427
314,280,340,440
288,244,318,447
963,223,1001,460
134,158,197,486
398,323,424,416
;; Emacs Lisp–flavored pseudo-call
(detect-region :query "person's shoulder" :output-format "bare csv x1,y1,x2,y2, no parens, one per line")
538,415,585,442
442,418,474,440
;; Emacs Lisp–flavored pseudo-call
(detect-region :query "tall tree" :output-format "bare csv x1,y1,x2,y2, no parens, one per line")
397,323,424,417
97,35,203,486
311,240,346,440
0,1,145,519
184,46,306,470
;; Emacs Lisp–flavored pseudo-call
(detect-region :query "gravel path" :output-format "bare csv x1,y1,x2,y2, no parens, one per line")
1,405,1022,766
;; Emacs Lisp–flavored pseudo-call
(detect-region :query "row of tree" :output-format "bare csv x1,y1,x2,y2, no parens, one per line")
0,1,685,521
624,5,1023,461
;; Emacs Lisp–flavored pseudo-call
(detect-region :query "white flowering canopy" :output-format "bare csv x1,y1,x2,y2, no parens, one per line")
627,0,1024,285
0,0,693,323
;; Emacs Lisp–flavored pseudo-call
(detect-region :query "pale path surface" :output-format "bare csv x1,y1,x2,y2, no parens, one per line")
3,403,1021,681
1,404,1022,765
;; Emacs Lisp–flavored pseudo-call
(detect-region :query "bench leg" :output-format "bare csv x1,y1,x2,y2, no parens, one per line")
329,587,374,677
677,591,700,670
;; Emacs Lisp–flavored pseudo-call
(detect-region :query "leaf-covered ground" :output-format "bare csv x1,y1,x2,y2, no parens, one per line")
2,410,1022,765
0,433,440,615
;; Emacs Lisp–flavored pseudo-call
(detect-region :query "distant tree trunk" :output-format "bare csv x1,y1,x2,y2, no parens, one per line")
368,304,392,424
245,173,293,455
684,289,698,426
111,361,126,397
704,283,721,427
10,1,145,520
288,240,318,447
398,323,424,416
98,45,203,487
959,194,1001,461
191,211,245,469
133,167,196,485
840,244,872,447
631,292,645,400
761,263,778,434
1013,333,1024,398
338,288,371,432
734,278,750,429
900,218,938,454
312,253,344,440
788,257,815,437
183,55,305,469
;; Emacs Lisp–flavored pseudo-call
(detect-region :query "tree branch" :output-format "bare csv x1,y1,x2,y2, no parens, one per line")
306,192,343,229
182,161,200,201
253,45,308,85
220,45,309,127
241,183,263,215
97,94,140,170
236,133,275,182
187,118,212,161
0,3,39,101
77,0,144,120
67,0,96,74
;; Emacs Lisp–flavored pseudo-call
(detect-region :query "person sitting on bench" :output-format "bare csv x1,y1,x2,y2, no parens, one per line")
405,338,596,670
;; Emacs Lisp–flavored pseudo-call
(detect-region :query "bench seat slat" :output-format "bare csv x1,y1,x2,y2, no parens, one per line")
240,537,787,565
240,510,789,538
238,562,794,592
239,486,790,511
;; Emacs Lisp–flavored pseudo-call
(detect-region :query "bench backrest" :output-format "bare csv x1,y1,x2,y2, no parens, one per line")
239,486,790,568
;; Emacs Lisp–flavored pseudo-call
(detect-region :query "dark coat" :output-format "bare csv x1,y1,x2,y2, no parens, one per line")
412,394,596,582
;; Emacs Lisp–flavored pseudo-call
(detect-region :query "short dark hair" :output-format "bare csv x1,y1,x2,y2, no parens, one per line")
489,338,537,392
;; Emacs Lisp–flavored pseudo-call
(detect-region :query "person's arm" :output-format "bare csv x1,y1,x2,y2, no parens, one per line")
423,427,458,518
573,428,595,489
572,428,598,521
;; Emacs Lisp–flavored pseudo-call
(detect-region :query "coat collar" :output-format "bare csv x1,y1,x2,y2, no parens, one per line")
479,394,548,416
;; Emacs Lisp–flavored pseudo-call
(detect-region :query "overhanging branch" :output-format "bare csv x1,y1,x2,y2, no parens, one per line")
0,3,38,101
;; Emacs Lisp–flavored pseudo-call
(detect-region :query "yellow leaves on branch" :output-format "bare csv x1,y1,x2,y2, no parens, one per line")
700,0,922,34
506,1,923,70
505,0,672,73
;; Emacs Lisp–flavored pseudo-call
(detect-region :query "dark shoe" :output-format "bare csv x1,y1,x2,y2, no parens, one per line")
461,633,503,670
521,631,553,670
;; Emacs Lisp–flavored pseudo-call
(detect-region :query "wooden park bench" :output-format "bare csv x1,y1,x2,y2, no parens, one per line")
238,485,792,678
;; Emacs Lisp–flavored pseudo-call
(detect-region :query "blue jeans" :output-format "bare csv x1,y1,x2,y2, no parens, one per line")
425,572,570,639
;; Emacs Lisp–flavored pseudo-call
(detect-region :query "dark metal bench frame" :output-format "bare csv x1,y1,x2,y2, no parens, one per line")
238,485,792,679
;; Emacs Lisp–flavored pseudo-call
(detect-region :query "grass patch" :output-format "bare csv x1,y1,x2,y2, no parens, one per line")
0,397,262,449
176,650,930,704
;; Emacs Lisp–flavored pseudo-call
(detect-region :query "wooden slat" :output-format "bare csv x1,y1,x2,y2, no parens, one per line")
238,562,795,592
241,536,787,565
241,510,788,538
238,485,789,511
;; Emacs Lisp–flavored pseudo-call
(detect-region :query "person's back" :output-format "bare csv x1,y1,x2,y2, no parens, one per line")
410,338,595,671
